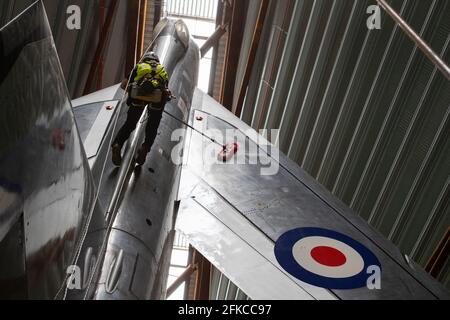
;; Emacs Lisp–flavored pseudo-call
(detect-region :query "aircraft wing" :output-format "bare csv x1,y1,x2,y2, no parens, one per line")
176,88,450,300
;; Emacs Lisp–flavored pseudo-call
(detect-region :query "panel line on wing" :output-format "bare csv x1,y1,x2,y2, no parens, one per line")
179,169,337,300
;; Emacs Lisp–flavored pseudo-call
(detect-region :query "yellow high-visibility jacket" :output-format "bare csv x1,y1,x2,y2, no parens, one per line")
133,61,169,89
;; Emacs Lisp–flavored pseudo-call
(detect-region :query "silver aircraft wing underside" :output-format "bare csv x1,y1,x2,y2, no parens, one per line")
176,88,450,300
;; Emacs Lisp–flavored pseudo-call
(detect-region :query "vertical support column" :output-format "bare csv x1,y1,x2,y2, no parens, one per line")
233,0,270,118
96,0,106,90
125,0,140,76
220,0,248,110
240,0,277,125
137,0,148,59
83,0,119,95
208,0,225,97
124,0,148,75
193,249,211,300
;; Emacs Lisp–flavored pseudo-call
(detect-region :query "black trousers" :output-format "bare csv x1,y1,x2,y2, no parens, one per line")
113,101,165,152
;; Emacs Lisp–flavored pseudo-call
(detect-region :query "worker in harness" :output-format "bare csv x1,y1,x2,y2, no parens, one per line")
111,52,171,166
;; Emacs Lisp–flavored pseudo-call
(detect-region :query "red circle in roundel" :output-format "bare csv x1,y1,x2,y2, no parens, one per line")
310,246,347,267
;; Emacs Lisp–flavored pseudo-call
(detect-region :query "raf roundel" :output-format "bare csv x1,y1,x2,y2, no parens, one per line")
274,227,381,289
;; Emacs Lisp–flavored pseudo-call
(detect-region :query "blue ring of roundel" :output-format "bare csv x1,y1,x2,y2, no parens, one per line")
274,227,381,289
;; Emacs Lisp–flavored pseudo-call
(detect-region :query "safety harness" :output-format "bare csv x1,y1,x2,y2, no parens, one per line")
130,61,168,105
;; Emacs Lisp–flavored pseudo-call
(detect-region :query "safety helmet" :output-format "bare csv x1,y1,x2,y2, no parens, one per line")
142,51,159,63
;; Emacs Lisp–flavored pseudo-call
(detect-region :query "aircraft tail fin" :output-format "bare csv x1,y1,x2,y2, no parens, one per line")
0,1,95,298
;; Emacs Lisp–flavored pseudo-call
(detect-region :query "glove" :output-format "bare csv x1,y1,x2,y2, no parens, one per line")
165,89,173,101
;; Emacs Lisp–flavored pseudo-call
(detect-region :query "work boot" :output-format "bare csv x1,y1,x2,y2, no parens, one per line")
111,143,122,166
136,143,150,166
